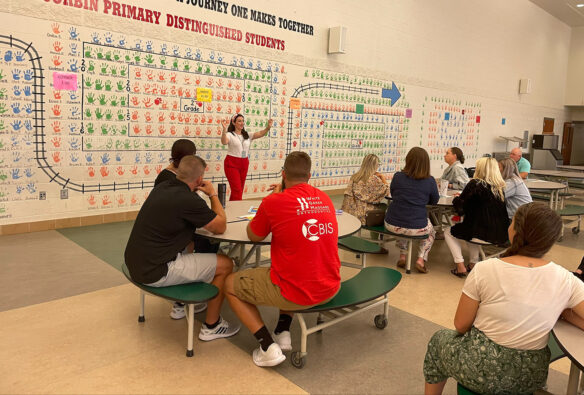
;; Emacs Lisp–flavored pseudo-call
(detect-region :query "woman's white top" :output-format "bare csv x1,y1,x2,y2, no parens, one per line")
463,258,584,350
226,132,254,158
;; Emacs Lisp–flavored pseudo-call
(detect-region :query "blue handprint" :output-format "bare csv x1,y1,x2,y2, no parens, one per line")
105,32,113,44
69,42,78,55
145,152,153,163
118,36,126,47
68,91,77,100
15,51,24,62
12,69,21,81
91,32,100,44
69,138,80,150
134,153,141,163
85,153,93,163
11,103,21,114
134,39,142,50
146,41,153,51
160,44,168,55
24,120,32,131
172,46,180,56
10,136,19,147
101,153,110,164
116,153,122,162
68,60,78,72
23,104,32,114
70,153,79,163
23,70,33,81
23,86,31,96
70,107,79,117
12,152,22,162
69,27,79,39
158,153,165,162
11,169,22,180
26,183,36,194
4,50,12,61
13,86,21,96
25,168,34,178
68,123,77,133
16,186,25,194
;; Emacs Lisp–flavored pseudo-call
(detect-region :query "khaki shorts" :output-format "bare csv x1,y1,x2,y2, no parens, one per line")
233,267,334,311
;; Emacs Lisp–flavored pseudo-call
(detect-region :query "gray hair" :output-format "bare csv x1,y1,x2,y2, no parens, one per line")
499,158,521,181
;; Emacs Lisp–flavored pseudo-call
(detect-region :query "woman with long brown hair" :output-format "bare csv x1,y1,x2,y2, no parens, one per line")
424,203,584,394
384,147,439,273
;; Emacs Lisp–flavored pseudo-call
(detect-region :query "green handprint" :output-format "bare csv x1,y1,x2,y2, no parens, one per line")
100,64,108,74
145,54,154,64
101,125,108,135
125,54,131,62
110,67,117,77
95,108,103,119
172,59,179,69
104,80,112,91
0,103,7,114
117,110,124,120
0,88,6,99
116,81,124,91
88,61,95,72
86,93,95,104
120,96,127,106
134,54,141,63
105,138,113,149
204,65,211,74
110,96,119,107
94,79,103,90
124,140,130,149
119,67,126,77
85,48,92,58
160,56,166,65
87,122,94,134
113,52,120,61
84,108,92,118
184,62,191,71
120,125,127,135
0,121,4,131
85,141,92,149
105,51,112,61
105,110,113,120
98,94,107,105
85,77,93,88
0,172,7,181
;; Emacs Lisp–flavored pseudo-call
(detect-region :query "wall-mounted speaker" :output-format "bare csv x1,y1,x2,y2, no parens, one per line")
328,26,347,54
519,78,532,94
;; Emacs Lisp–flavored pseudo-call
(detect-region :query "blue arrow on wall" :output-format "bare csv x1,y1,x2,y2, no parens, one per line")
381,82,401,106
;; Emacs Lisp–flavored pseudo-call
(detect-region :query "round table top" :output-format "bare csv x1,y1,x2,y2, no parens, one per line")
530,169,584,179
524,179,568,190
196,199,362,244
553,319,584,371
557,165,584,172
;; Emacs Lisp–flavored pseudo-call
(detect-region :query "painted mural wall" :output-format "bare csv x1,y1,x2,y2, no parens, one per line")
0,0,570,225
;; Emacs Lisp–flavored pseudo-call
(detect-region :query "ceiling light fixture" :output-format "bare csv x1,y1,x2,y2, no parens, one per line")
577,3,584,7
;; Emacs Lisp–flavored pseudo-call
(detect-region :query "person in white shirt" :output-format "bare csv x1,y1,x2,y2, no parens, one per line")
220,114,272,200
423,202,584,395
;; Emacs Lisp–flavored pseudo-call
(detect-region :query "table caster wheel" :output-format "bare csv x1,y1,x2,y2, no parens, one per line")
374,314,388,329
291,351,305,369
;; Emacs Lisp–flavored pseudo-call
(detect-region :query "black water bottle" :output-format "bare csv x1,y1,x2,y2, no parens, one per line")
218,183,226,208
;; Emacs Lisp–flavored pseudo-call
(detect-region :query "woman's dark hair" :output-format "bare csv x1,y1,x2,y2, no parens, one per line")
500,202,562,258
170,139,196,168
227,114,249,139
403,147,431,180
451,147,465,164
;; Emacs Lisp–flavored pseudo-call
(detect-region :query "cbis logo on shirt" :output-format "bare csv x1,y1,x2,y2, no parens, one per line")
302,219,334,241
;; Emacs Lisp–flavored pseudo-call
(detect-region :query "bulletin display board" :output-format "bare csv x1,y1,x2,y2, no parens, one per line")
0,14,482,224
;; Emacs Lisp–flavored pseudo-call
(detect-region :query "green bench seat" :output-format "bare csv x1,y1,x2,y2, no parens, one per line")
362,225,429,274
556,205,584,235
121,263,218,357
338,235,382,268
290,266,402,368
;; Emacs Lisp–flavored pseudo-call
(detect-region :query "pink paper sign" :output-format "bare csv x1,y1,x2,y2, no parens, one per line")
405,109,413,118
53,72,78,91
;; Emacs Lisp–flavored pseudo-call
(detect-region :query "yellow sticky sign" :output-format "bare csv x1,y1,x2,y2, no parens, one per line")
196,88,213,102
290,98,301,109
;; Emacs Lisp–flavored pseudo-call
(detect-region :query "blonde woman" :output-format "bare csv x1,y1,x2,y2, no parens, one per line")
445,157,509,277
342,154,389,224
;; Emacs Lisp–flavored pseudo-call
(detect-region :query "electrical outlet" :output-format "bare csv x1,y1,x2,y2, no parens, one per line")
60,189,68,199
39,191,46,200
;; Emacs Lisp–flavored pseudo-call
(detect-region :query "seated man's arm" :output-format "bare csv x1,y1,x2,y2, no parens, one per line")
519,172,528,179
246,200,271,242
198,180,226,234
247,223,267,242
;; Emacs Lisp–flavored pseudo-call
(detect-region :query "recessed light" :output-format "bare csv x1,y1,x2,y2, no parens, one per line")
577,3,584,7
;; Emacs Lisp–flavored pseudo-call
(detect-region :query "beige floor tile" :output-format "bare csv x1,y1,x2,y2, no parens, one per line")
0,284,306,395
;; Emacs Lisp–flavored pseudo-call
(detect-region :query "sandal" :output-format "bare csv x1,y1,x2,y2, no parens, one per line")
465,264,473,273
415,262,428,274
450,268,467,278
396,259,406,268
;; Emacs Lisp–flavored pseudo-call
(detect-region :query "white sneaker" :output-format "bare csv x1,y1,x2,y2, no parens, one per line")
198,317,240,341
252,343,286,367
272,331,292,351
170,302,207,320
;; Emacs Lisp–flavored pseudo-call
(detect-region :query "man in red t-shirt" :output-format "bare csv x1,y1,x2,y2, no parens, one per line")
225,151,341,367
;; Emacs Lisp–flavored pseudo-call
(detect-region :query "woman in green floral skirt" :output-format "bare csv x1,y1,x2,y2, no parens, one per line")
424,203,584,395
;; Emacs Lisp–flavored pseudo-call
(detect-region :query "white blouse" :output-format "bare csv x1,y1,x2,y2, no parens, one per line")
226,132,254,158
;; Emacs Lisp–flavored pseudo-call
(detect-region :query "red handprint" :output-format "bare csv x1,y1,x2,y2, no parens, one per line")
182,126,189,136
158,125,165,135
53,90,61,100
100,167,109,177
52,105,61,116
144,112,152,122
133,125,141,134
102,195,112,206
155,164,162,174
88,167,95,177
52,152,61,163
131,96,140,106
52,121,61,133
131,111,138,121
145,125,153,135
130,165,138,175
51,137,61,148
130,194,137,204
52,56,62,66
117,195,125,205
51,23,61,34
158,113,165,122
53,41,63,53
88,195,96,206
170,73,177,83
116,166,124,175
143,165,150,175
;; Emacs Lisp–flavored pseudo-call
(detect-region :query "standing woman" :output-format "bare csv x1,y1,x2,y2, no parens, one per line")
499,158,532,219
441,147,469,190
221,114,273,201
155,139,196,186
445,157,509,277
342,154,389,224
385,147,439,273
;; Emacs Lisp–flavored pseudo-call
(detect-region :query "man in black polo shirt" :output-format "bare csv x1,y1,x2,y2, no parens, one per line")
125,155,240,341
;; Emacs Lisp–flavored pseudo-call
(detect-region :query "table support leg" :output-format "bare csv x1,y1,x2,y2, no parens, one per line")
567,362,580,395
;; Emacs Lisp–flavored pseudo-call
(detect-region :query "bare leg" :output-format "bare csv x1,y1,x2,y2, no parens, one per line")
204,254,233,325
425,380,447,395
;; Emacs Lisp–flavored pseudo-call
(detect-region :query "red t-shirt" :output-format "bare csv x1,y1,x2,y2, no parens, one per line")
249,183,341,305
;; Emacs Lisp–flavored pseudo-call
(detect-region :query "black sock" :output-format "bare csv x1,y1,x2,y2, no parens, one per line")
175,302,185,307
204,316,221,329
274,314,293,334
254,326,274,351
